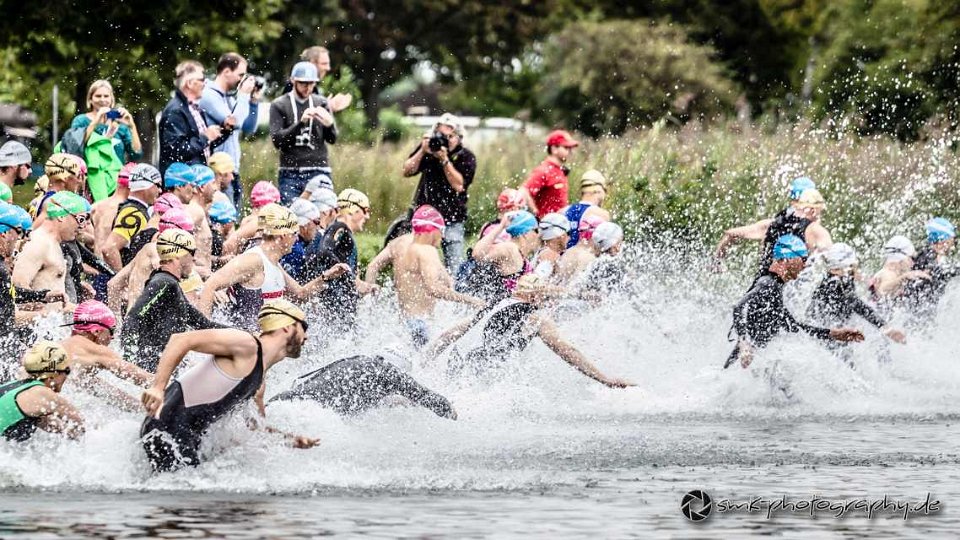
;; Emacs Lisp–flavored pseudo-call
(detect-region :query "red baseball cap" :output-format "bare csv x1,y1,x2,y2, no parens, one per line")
546,130,579,148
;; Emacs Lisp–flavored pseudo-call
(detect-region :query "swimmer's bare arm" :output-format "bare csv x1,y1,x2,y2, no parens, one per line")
11,240,45,288
364,241,396,284
714,219,773,260
198,252,260,315
283,263,350,300
222,218,256,256
249,384,319,448
535,316,634,388
142,329,255,416
106,263,133,315
79,341,153,386
425,317,475,359
806,223,833,254
472,220,507,260
420,251,485,308
102,232,127,272
19,388,85,439
72,370,141,412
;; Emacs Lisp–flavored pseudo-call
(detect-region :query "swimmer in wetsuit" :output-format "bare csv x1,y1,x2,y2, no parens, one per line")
0,341,84,441
140,299,319,472
726,234,864,369
461,211,540,303
271,349,457,419
900,218,958,321
713,178,833,275
122,229,224,373
429,274,634,388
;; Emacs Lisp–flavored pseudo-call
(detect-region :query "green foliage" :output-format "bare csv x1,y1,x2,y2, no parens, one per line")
535,20,740,137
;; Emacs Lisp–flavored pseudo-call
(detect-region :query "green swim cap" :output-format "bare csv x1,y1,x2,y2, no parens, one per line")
0,183,11,202
46,191,91,219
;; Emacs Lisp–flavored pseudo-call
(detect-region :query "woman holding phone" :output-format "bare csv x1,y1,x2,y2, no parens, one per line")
69,80,143,163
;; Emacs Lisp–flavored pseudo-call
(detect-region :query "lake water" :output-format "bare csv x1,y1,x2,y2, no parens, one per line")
1,250,958,538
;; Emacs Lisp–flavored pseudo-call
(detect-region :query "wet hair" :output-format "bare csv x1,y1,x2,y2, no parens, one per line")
216,52,245,74
300,46,330,62
86,80,115,111
174,60,204,89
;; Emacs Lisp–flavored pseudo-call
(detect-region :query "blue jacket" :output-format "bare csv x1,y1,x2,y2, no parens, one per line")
158,90,226,174
199,81,259,173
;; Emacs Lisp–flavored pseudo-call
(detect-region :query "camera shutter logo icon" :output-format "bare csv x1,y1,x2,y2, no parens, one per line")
680,490,713,522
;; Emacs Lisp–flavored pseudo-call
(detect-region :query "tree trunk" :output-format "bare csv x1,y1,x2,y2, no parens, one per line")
800,36,818,109
359,49,382,129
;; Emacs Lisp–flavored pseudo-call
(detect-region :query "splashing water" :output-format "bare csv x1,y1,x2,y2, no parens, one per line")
1,242,957,536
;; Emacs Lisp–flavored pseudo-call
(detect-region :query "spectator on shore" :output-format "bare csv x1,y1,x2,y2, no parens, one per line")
159,61,224,174
69,80,143,164
270,62,338,205
199,52,261,211
522,130,579,219
401,113,477,273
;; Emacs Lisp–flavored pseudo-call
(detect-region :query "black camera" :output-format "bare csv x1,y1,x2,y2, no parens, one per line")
253,76,266,91
428,130,449,153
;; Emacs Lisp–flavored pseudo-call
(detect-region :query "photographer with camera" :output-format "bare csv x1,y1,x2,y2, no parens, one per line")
270,62,338,206
199,52,261,212
401,113,476,273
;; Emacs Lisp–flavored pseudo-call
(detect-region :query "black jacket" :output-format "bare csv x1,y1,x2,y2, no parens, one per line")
158,90,226,174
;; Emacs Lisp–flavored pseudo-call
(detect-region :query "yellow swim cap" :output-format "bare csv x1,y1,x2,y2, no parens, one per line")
580,169,608,191
257,203,299,236
23,340,70,380
157,229,197,261
44,153,81,181
796,188,826,209
207,152,234,174
258,299,307,333
337,188,370,216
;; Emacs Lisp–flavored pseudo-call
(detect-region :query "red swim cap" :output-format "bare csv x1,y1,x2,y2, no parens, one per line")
496,188,526,212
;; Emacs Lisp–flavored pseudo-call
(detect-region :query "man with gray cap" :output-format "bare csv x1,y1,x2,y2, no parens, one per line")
402,112,477,273
0,141,32,189
270,61,338,205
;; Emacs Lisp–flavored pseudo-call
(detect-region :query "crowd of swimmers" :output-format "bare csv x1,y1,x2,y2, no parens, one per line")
0,137,955,471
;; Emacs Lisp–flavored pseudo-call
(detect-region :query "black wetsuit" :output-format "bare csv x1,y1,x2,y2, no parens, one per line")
901,246,959,319
757,207,811,276
0,262,48,363
807,275,886,328
450,300,539,373
725,271,832,368
140,338,264,472
456,259,522,304
116,199,151,267
122,269,224,372
303,221,358,331
271,355,455,418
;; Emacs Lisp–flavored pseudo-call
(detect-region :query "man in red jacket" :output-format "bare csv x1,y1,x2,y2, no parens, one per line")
521,130,579,218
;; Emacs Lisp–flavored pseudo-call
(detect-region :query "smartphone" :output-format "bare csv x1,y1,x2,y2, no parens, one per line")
106,109,122,120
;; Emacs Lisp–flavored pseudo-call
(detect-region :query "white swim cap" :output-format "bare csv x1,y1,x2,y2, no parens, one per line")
823,242,858,270
882,235,916,262
592,222,624,253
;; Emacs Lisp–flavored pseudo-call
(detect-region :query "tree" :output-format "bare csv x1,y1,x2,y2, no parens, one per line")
535,19,739,137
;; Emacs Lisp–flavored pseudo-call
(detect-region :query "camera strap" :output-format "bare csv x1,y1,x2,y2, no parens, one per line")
289,92,316,149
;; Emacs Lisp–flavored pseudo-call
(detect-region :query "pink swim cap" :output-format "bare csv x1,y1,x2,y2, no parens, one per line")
69,154,88,176
117,162,137,188
578,214,605,241
251,181,281,208
411,205,445,234
72,300,117,334
153,192,184,217
159,207,194,232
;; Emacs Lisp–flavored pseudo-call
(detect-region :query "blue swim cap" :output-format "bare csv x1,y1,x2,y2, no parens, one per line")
772,234,809,260
788,176,816,200
209,200,238,224
926,217,956,243
189,164,216,187
164,162,196,188
505,211,538,237
0,202,21,233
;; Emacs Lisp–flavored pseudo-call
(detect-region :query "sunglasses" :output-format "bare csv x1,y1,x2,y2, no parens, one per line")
73,213,90,227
